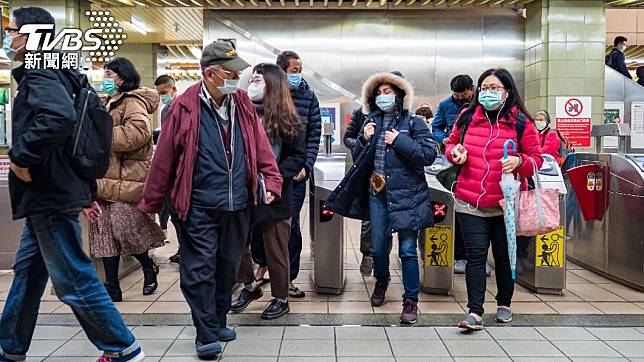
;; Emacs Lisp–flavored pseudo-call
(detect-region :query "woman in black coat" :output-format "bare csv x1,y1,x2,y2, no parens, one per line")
231,63,306,320
327,71,437,325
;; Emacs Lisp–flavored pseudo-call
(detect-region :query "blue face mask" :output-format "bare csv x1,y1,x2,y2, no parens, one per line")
288,73,302,88
102,78,118,95
160,93,173,105
375,94,396,112
3,35,21,61
478,90,505,111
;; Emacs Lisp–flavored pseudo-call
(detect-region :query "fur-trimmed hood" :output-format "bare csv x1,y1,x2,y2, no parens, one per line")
361,72,414,114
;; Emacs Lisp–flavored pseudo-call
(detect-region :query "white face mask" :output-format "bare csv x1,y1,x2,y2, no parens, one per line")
535,120,547,131
247,82,265,102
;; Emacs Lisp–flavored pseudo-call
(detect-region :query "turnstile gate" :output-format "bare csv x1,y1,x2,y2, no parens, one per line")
422,155,455,295
515,154,568,295
310,154,347,294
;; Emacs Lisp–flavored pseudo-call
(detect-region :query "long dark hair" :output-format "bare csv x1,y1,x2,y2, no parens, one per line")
104,57,141,93
252,63,303,141
455,68,532,128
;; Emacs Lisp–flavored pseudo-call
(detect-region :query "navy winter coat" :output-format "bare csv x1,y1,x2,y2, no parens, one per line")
290,79,321,178
325,72,437,232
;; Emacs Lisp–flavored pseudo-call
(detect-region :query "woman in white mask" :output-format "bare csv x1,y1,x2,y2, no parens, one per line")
535,110,562,160
231,63,306,320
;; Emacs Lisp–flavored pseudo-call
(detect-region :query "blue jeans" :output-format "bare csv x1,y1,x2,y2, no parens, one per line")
0,211,137,360
288,180,307,281
369,192,420,302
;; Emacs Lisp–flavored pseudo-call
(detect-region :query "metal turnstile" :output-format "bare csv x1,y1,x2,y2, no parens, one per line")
515,154,568,295
568,124,644,291
422,155,455,295
310,154,347,294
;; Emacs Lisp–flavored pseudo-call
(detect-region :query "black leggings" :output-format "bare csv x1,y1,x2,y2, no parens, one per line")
103,252,154,284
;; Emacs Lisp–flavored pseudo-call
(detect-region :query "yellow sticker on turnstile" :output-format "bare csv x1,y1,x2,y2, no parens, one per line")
424,225,452,268
535,226,564,268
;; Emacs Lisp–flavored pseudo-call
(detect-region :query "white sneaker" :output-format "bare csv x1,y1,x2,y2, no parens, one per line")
454,260,466,274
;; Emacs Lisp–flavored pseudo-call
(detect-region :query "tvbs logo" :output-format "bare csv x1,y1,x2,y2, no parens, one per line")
21,24,102,52
20,11,125,62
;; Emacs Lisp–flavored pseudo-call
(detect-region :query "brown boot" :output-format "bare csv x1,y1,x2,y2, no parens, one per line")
370,278,389,307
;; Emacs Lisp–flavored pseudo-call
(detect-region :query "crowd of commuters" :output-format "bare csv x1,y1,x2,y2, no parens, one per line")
1,5,562,361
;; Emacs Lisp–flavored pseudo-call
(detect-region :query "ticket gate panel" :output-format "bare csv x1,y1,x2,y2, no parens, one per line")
422,156,455,296
514,155,567,294
310,155,347,295
607,192,644,288
567,153,610,272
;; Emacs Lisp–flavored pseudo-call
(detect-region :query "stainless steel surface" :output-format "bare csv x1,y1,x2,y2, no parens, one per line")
422,156,454,295
323,123,335,156
591,123,632,154
204,9,525,152
515,154,567,295
604,66,644,153
310,155,347,294
568,151,644,291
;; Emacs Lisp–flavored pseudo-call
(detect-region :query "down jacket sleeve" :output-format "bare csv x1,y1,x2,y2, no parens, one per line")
112,97,152,153
343,108,365,151
304,93,322,175
10,70,76,168
444,121,463,165
391,116,437,167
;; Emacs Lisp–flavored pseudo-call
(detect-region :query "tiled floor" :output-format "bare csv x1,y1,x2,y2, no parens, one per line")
18,325,644,361
1,200,643,317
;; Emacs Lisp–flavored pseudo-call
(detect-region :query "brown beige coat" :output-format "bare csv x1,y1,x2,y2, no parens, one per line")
97,87,159,204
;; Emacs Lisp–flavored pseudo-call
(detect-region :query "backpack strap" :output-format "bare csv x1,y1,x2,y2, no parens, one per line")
515,112,526,143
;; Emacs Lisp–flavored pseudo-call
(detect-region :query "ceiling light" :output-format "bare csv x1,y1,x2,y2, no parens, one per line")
190,46,202,59
129,15,148,35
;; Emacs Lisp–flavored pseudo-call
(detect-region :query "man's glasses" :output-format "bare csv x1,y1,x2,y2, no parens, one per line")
3,27,19,37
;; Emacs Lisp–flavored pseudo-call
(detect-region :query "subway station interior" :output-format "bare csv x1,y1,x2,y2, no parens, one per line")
0,0,644,361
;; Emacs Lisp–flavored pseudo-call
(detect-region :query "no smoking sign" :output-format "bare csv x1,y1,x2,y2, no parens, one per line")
564,98,583,117
556,96,592,147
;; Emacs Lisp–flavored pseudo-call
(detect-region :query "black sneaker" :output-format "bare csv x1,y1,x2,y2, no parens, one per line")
261,299,290,320
370,278,389,307
230,288,262,313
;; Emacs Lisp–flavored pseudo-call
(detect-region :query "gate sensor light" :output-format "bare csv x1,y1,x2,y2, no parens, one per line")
320,201,334,222
431,202,447,223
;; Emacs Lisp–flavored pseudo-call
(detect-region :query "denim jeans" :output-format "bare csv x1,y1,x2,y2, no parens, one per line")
0,211,137,361
456,212,515,316
369,192,420,302
288,180,306,281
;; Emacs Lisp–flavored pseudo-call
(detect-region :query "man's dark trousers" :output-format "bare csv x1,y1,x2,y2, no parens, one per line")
177,206,250,344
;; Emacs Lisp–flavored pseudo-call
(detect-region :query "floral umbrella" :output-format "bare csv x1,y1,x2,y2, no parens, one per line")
499,139,522,280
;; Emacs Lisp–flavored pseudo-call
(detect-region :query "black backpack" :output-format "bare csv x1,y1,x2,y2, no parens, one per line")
59,70,113,180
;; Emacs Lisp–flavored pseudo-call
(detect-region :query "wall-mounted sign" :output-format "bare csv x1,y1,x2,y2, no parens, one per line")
0,157,9,182
556,97,592,147
603,102,624,148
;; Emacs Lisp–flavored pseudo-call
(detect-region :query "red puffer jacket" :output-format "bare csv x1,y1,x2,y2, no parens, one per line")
539,128,561,160
445,105,544,208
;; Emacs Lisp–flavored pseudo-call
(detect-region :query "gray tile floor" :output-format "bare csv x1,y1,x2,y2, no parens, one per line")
22,325,644,361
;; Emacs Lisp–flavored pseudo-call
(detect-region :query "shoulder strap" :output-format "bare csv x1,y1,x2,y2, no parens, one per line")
515,112,526,142
458,117,470,144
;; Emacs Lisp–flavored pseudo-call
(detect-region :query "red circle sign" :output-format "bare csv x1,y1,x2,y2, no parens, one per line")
564,98,583,117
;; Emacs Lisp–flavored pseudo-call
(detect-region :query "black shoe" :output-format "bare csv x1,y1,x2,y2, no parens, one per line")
143,261,159,296
370,278,389,307
169,253,180,264
261,299,290,320
104,282,122,302
231,288,262,313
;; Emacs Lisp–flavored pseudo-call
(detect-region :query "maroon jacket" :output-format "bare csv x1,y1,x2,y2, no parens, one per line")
138,81,282,220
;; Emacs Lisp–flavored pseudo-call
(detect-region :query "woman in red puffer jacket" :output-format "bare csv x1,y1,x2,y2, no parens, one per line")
534,110,561,160
444,68,544,331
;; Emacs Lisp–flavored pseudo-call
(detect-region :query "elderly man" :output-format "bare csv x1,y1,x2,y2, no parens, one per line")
139,40,282,360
